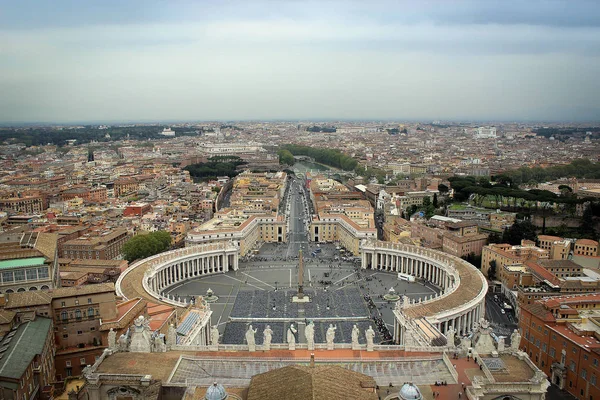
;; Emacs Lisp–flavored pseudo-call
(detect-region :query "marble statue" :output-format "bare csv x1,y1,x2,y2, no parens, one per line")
166,323,177,350
263,325,273,350
130,316,153,353
287,324,297,350
326,324,336,349
118,334,128,351
351,324,360,349
246,325,257,351
108,328,117,351
365,326,375,351
446,326,456,346
153,334,166,352
305,321,315,350
211,325,220,346
510,329,521,351
498,336,505,352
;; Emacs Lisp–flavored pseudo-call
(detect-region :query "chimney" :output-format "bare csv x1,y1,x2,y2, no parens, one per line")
310,353,315,368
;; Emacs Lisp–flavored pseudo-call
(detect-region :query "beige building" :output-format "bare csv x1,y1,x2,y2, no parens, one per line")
61,228,130,260
481,241,549,277
187,210,286,256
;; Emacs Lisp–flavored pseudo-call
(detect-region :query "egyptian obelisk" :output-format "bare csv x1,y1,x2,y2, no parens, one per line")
292,249,310,302
298,249,304,298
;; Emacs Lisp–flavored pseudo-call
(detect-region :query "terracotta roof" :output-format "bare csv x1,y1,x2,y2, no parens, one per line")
576,239,598,246
524,261,560,286
100,298,145,331
246,365,378,400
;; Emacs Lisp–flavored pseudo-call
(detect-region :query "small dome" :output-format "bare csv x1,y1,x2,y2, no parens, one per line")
399,383,422,400
205,382,227,400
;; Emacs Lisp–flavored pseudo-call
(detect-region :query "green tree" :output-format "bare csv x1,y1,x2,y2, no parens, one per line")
432,193,438,208
122,231,172,262
488,260,497,280
502,220,538,245
277,149,295,165
438,183,449,194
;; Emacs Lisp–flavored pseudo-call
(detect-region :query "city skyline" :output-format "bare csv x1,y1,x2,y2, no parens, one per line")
1,0,600,123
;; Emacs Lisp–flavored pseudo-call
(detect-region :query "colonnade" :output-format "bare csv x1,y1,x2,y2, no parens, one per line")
151,252,238,294
362,251,454,290
361,241,487,345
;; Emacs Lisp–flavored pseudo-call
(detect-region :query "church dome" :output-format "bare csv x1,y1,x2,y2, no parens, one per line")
205,382,227,400
399,383,422,400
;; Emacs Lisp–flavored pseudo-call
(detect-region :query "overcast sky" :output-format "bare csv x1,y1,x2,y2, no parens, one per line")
1,0,599,123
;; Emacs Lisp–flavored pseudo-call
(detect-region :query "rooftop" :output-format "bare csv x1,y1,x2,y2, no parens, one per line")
0,317,51,380
0,257,46,270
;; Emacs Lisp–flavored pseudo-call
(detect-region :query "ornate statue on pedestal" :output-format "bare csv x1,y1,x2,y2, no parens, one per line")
365,326,375,351
246,325,257,351
287,324,297,350
305,321,315,350
510,329,521,351
108,328,117,351
326,324,336,349
263,325,273,350
211,325,220,346
351,324,360,349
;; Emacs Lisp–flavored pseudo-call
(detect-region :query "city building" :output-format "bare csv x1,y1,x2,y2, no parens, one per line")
519,293,600,399
0,317,54,400
61,228,130,260
0,231,59,293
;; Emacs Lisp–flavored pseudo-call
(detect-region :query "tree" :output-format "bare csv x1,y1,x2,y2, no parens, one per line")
277,149,295,165
502,220,538,245
488,260,497,280
433,193,438,208
122,231,172,262
437,183,449,194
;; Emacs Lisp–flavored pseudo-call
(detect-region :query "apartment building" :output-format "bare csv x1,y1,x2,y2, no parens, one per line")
481,241,549,277
575,239,599,257
0,196,44,215
61,228,130,260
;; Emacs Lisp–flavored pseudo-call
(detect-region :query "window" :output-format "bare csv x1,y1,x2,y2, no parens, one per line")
61,311,68,321
75,299,79,305
535,339,540,348
37,267,49,279
573,347,578,354
550,348,556,357
62,334,68,339
570,361,576,372
61,301,66,307
88,298,92,304
80,358,86,365
77,330,83,335
88,308,94,318
75,309,81,320
2,271,13,282
65,361,71,367
585,354,589,360
594,359,599,367
26,269,37,280
592,375,597,386
583,369,588,379
542,343,547,352
90,327,96,331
